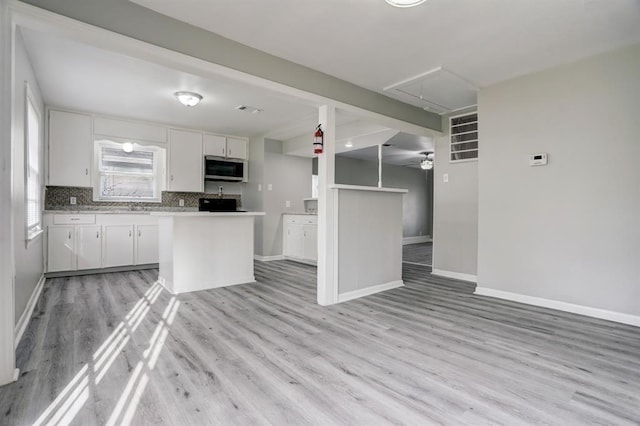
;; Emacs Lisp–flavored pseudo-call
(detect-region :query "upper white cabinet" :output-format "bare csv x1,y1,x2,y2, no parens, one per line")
227,137,248,160
204,134,226,157
94,117,167,143
204,133,248,160
48,110,92,187
168,128,203,192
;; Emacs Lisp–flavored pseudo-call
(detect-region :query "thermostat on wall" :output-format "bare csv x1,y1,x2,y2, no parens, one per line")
529,153,548,166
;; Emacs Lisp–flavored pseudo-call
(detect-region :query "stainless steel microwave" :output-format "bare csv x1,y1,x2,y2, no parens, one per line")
204,156,246,182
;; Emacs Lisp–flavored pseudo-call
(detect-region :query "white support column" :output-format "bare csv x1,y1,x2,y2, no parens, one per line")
0,0,17,386
316,105,337,305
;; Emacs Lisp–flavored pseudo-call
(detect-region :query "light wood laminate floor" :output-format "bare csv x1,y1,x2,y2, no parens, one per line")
1,261,639,425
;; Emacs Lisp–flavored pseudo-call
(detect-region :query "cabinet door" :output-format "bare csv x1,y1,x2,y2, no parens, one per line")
47,226,75,272
136,224,159,265
168,129,203,192
77,225,102,270
103,225,134,268
49,110,92,187
226,137,247,160
284,223,304,258
303,224,318,261
204,134,226,157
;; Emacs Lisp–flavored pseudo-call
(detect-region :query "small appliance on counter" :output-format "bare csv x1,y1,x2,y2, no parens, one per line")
198,198,244,212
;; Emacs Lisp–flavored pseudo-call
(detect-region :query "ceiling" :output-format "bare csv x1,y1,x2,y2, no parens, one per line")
19,26,431,166
131,0,640,112
20,27,319,138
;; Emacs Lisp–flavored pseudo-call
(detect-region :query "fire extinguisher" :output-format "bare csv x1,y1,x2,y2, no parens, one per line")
313,124,324,154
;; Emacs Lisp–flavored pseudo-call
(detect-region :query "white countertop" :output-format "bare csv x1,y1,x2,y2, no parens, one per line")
150,211,265,217
329,184,408,194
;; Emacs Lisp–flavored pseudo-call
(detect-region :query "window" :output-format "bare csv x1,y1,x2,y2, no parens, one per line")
450,112,478,162
25,84,42,242
94,139,166,202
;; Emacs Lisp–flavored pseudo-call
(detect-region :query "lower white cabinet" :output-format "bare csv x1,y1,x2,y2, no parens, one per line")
136,224,159,265
47,226,76,272
103,225,135,268
77,225,102,270
283,215,317,263
45,213,159,273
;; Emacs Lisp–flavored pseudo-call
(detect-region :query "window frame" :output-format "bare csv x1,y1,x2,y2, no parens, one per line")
24,83,43,245
449,111,478,164
92,138,166,203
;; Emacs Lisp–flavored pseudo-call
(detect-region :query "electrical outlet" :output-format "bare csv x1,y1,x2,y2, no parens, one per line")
70,196,76,205
179,199,184,207
267,184,273,191
258,184,262,192
443,173,449,183
285,200,291,208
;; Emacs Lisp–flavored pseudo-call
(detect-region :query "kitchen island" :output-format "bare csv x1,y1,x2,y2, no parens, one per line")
151,212,265,294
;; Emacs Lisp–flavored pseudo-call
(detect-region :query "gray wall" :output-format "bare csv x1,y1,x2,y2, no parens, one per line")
21,0,441,132
262,141,312,256
477,43,640,316
244,135,266,256
432,110,478,277
13,29,45,324
323,156,433,239
245,138,312,257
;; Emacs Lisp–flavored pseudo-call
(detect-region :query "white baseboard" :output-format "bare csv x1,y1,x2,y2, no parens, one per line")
254,254,285,262
337,280,404,303
15,274,45,348
431,269,477,283
475,287,640,327
402,236,432,245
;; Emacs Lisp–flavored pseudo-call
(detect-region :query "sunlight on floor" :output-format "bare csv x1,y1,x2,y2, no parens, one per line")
32,281,178,426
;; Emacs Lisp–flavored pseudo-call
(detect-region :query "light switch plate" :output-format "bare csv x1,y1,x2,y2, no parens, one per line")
179,199,184,207
285,200,291,208
70,196,76,205
443,174,449,183
267,184,273,191
258,184,262,192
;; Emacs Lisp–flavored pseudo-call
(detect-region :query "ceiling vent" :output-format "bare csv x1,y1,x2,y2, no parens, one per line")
383,67,478,115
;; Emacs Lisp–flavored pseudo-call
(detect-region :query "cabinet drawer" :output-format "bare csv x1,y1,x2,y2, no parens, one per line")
53,214,96,225
304,216,318,225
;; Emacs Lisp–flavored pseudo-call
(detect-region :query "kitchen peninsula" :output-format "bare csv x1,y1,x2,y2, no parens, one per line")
151,212,265,294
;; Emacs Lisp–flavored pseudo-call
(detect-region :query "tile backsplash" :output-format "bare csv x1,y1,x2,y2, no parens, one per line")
45,186,241,210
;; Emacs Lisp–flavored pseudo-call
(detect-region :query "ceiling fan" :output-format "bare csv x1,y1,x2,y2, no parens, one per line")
402,151,434,169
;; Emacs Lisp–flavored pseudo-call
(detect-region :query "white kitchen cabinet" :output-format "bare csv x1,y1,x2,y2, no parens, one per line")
204,134,248,160
136,224,159,265
302,224,318,261
77,225,102,270
47,226,75,272
103,225,134,268
48,110,92,187
226,137,247,160
93,116,167,143
204,134,226,157
168,128,203,192
283,215,317,263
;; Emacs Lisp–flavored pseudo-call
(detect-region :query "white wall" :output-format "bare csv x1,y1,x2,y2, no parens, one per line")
0,0,16,386
244,135,265,256
315,156,433,238
432,111,478,278
13,29,44,325
262,140,312,256
477,43,640,317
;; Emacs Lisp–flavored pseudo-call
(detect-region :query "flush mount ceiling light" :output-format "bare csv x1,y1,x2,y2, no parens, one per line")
385,0,427,8
174,91,202,107
420,152,434,170
122,142,134,153
345,141,353,148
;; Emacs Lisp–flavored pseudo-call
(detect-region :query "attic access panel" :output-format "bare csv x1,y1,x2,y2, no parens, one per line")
384,67,478,114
